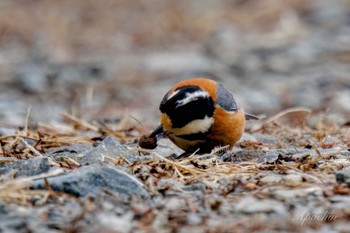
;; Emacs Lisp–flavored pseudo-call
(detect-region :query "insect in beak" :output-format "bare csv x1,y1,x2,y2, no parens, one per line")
138,125,165,149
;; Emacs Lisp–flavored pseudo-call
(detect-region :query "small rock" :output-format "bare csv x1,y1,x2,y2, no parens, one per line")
0,157,51,177
31,164,149,198
235,196,286,214
273,187,323,200
257,150,279,164
0,128,16,136
253,133,277,145
260,174,283,184
238,133,257,143
231,150,261,162
334,222,350,233
53,64,104,87
329,195,350,204
182,182,207,193
308,0,348,28
187,213,202,225
332,90,350,113
13,64,48,94
93,212,133,233
283,173,303,183
157,178,184,195
80,136,139,165
48,144,92,162
165,197,187,211
335,167,350,185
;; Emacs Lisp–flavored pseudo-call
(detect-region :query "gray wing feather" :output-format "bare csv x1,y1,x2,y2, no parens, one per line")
216,83,238,111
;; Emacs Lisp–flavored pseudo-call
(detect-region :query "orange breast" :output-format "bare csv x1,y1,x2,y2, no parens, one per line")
209,107,245,148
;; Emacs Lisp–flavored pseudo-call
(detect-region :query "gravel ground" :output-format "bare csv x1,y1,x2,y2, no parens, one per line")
0,0,350,232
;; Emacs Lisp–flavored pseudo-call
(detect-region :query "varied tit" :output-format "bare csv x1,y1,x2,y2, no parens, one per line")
139,78,258,155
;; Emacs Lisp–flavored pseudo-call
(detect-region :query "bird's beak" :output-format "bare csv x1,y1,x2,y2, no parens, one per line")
149,125,165,141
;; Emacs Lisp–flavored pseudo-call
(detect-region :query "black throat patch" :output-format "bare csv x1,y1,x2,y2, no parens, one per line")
159,86,215,128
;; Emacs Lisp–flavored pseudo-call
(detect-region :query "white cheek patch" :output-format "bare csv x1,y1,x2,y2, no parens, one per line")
171,115,214,135
175,91,210,108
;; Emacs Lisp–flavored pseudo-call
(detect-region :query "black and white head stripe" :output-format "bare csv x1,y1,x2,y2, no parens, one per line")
216,83,238,111
160,86,215,129
175,91,210,108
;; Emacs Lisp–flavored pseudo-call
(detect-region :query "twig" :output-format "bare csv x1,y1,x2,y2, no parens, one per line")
135,148,204,174
264,107,311,125
24,105,32,135
19,137,43,157
61,112,99,131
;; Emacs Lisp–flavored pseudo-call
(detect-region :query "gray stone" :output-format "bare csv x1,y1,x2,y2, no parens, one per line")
91,212,133,233
235,196,286,214
332,90,350,113
0,128,16,136
231,150,261,163
282,173,303,183
253,133,277,145
308,0,348,28
31,164,149,198
257,150,279,164
187,213,202,225
335,167,350,185
329,195,350,204
80,136,140,165
0,157,51,177
157,178,184,195
260,174,283,184
334,222,350,233
47,144,92,162
165,197,187,211
273,187,323,200
13,64,48,94
238,133,257,142
53,64,104,87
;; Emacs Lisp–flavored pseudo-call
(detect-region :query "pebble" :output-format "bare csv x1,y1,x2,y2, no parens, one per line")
260,174,283,184
335,167,350,185
283,173,303,183
13,64,48,94
0,128,17,136
235,196,286,214
0,157,51,177
186,213,202,225
231,150,261,163
31,164,149,198
93,212,133,233
47,144,92,162
157,178,184,195
165,197,187,211
257,150,279,164
252,133,277,145
80,136,140,165
273,187,323,201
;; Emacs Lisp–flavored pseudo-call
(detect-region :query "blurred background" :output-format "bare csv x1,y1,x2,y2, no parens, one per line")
0,0,349,128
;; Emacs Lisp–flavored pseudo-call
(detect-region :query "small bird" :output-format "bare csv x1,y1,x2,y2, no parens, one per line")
139,78,258,155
